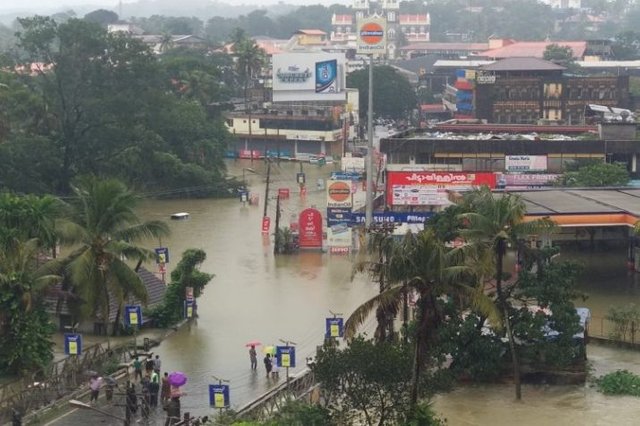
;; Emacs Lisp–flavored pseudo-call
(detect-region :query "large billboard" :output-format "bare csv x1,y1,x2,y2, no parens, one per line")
386,171,496,206
272,53,346,102
357,17,387,55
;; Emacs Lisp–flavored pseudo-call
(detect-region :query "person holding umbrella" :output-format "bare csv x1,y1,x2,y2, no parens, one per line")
246,340,261,370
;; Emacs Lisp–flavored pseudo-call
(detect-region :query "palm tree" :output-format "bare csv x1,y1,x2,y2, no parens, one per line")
459,186,554,400
0,238,61,372
56,177,170,335
233,36,265,118
346,229,495,411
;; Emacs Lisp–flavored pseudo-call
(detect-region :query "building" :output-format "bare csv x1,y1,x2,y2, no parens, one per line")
472,57,630,124
331,0,430,58
379,124,640,179
399,42,489,59
293,29,328,47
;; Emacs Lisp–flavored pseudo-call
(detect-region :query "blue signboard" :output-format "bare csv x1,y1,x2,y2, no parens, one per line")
315,59,338,93
325,318,344,338
296,173,306,185
64,333,83,356
330,171,362,181
327,207,353,226
275,346,296,368
239,191,249,203
184,300,195,319
124,304,143,326
209,384,230,408
155,247,169,264
351,212,434,225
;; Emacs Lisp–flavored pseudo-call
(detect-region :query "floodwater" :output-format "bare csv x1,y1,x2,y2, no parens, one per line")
138,160,640,422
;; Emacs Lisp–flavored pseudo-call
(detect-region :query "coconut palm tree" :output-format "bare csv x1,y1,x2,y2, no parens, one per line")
0,238,61,372
458,186,555,400
56,177,170,335
346,229,495,411
233,36,265,116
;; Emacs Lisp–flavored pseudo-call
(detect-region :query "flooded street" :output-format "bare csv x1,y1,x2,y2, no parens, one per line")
138,160,640,421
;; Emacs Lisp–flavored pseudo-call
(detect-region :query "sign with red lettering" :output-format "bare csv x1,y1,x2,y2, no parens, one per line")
261,216,271,234
298,208,323,249
386,172,496,206
278,188,290,199
327,180,352,208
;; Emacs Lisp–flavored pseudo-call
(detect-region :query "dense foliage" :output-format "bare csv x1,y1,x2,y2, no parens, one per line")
0,17,233,196
347,66,417,120
149,249,214,327
558,162,630,187
596,370,640,396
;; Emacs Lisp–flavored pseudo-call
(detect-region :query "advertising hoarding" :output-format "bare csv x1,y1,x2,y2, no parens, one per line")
499,173,560,188
357,17,387,54
327,224,352,252
386,171,496,206
505,156,548,172
272,53,346,102
298,208,323,249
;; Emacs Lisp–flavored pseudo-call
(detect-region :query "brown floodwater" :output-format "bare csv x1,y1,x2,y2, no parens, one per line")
137,160,640,422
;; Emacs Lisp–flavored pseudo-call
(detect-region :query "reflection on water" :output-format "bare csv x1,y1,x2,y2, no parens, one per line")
137,161,640,421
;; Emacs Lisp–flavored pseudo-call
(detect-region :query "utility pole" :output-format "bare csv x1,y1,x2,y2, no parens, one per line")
365,53,374,244
263,159,272,218
273,194,281,255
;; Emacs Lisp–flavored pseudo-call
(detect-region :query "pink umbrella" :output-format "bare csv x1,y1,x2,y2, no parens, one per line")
167,371,188,387
245,340,262,347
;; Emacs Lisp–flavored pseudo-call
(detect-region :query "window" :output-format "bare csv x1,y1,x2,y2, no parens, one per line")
388,12,395,21
226,119,233,126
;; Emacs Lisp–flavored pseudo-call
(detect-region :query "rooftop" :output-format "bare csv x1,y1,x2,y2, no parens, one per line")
480,57,566,72
479,41,587,59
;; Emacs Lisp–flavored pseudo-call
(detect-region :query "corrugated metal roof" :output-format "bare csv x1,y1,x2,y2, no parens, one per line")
479,41,587,59
480,57,565,72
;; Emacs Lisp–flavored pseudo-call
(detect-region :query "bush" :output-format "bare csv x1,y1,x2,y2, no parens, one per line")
596,370,640,396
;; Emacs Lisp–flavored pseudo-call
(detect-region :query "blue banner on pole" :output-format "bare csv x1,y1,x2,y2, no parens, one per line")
325,318,344,338
155,247,169,264
330,171,362,181
296,173,306,184
124,305,142,326
184,300,195,319
275,346,296,368
209,384,230,408
64,333,83,356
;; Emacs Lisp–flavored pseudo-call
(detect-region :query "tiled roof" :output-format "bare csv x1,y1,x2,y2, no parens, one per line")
400,42,489,51
480,57,566,72
479,41,587,59
45,267,166,323
296,29,327,36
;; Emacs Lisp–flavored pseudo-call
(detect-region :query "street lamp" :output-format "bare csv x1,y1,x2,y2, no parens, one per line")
68,399,127,424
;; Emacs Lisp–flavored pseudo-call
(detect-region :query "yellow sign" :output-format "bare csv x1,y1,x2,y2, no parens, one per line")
281,353,291,367
214,392,224,408
69,341,78,355
330,324,340,337
129,312,139,325
187,306,193,318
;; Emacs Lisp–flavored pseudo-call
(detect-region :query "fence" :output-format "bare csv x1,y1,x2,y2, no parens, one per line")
236,369,321,422
0,341,135,424
589,315,640,345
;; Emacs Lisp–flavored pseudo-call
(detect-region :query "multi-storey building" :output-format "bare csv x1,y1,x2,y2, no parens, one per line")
330,0,430,58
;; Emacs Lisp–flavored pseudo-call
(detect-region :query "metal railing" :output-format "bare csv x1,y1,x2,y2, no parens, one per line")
236,368,321,422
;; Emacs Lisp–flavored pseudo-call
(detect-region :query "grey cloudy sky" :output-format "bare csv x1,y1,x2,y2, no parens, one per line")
0,0,333,13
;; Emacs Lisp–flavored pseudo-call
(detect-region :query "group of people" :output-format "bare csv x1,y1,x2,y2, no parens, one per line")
248,345,280,379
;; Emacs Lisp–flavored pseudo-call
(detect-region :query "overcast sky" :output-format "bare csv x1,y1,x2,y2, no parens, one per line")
0,0,332,13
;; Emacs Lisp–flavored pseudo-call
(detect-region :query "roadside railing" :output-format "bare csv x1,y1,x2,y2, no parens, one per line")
0,342,134,424
236,368,321,422
589,315,640,345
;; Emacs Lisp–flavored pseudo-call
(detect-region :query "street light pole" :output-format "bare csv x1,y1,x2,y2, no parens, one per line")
365,53,374,242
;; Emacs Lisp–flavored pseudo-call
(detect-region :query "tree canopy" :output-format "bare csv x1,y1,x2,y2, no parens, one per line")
1,17,233,196
559,162,630,187
347,65,417,120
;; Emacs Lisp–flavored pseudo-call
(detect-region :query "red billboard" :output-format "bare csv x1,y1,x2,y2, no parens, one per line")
298,208,323,249
386,171,496,206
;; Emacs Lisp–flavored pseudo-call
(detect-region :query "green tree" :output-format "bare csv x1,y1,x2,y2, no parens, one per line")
149,249,213,327
560,162,630,187
55,178,169,334
459,187,554,400
83,9,119,27
233,33,266,112
0,239,59,374
346,229,494,411
346,65,417,120
612,31,640,60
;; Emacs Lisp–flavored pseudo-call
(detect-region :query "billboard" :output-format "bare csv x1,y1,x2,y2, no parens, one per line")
298,208,323,249
505,156,548,172
272,53,346,102
357,17,387,54
386,171,496,206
